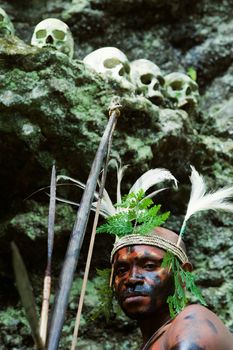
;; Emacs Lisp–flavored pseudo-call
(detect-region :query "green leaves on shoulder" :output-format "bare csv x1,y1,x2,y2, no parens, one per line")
96,190,170,237
162,252,206,318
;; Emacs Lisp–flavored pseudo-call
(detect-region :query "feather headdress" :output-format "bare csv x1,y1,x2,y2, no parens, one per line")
177,165,233,245
57,164,178,222
129,168,178,195
96,165,178,238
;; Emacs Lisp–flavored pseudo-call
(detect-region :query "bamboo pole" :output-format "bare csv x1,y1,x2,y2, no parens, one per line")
47,100,121,350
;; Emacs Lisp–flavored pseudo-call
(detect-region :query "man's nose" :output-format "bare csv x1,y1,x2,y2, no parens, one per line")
125,268,144,286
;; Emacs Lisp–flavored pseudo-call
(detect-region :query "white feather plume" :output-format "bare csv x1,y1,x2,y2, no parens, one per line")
56,166,178,219
184,166,233,221
178,165,233,239
92,187,116,217
129,168,178,194
56,175,99,199
110,157,129,205
56,175,115,217
54,195,109,217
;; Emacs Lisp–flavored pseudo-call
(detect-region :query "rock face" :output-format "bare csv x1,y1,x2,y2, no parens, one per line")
0,0,233,348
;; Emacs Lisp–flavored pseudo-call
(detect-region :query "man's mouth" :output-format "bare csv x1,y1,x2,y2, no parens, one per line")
122,292,148,301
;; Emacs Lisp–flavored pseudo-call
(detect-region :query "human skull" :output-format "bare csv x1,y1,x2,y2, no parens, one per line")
0,7,15,36
130,59,165,105
83,47,131,88
164,72,199,109
31,18,74,59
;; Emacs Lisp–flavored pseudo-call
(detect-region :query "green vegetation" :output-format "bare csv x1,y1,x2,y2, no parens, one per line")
162,252,206,318
97,190,170,237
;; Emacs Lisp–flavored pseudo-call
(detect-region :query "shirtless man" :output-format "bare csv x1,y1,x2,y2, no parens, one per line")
111,227,233,350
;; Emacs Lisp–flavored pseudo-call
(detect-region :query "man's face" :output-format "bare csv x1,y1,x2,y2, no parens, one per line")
113,245,174,319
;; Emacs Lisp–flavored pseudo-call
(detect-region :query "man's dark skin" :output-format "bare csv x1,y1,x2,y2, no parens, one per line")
112,227,233,350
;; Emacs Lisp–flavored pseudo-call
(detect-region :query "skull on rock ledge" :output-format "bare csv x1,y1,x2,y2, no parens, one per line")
130,59,165,105
164,72,199,110
83,47,131,88
0,7,15,36
31,18,74,59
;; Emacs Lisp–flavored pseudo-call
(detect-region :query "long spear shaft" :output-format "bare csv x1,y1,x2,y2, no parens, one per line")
71,114,114,350
47,102,121,350
40,164,56,345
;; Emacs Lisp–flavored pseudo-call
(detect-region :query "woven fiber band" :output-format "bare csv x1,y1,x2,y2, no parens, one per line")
110,234,189,264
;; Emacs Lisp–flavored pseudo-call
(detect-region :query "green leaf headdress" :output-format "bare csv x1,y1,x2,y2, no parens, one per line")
97,166,178,238
94,163,177,237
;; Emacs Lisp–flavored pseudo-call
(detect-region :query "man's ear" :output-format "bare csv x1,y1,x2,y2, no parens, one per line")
181,261,193,272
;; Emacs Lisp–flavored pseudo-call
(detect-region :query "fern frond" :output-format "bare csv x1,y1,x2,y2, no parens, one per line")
96,211,133,237
162,252,206,318
97,191,170,237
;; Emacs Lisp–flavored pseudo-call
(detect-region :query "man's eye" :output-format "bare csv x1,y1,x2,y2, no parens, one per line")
116,267,127,275
144,263,157,270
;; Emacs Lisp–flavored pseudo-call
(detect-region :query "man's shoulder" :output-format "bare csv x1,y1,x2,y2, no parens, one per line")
164,304,233,350
173,303,217,322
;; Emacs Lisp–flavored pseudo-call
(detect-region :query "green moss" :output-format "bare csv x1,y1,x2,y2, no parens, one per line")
0,36,37,55
9,203,76,240
125,136,153,162
0,307,32,349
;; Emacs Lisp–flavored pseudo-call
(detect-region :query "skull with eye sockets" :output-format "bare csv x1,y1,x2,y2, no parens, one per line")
164,72,199,109
0,7,15,36
83,47,131,88
31,18,74,59
130,59,165,105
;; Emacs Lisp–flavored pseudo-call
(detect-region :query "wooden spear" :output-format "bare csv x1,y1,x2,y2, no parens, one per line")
70,110,114,350
47,99,121,350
